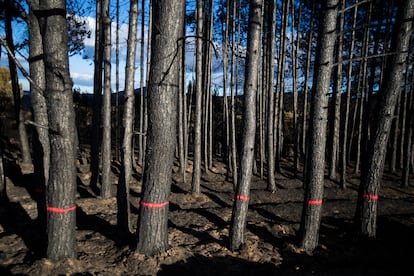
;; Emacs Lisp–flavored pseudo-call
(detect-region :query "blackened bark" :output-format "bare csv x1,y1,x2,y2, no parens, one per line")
191,0,203,194
356,0,414,238
328,0,344,181
136,0,185,256
229,0,263,251
90,0,103,191
39,0,78,260
28,0,48,227
300,0,338,252
266,0,276,192
5,0,32,166
118,0,138,233
100,0,112,198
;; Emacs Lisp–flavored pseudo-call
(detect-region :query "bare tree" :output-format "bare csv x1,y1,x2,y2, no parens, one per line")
328,0,344,181
229,0,263,251
340,2,358,189
117,0,139,233
90,0,103,191
356,0,414,238
299,0,338,252
266,0,276,192
136,0,185,255
28,0,48,226
39,0,78,260
100,0,112,198
191,0,204,193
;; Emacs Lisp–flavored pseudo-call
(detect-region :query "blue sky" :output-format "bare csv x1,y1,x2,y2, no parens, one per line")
0,1,238,95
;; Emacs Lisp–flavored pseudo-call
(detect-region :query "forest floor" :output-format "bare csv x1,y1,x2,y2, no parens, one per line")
1,144,414,275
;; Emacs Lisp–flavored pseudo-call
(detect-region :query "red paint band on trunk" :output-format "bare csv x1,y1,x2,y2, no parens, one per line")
34,188,44,193
307,200,322,205
140,201,169,208
235,195,249,201
363,194,378,200
47,205,76,213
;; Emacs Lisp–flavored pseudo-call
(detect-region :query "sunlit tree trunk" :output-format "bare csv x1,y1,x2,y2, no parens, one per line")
230,0,238,189
136,0,184,255
101,0,112,198
300,0,338,252
266,0,276,192
117,0,138,233
28,0,48,226
138,0,146,167
40,0,78,260
191,0,203,193
178,8,187,180
221,0,231,177
230,0,263,250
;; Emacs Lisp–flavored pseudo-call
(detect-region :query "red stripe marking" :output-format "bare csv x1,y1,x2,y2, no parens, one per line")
235,195,250,201
307,199,323,205
363,194,378,200
140,201,169,208
47,205,76,213
34,188,44,193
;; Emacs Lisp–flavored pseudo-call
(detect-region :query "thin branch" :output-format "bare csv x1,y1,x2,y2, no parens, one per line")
0,36,44,93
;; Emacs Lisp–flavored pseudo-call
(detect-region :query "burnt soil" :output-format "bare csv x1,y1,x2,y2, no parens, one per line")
1,146,414,275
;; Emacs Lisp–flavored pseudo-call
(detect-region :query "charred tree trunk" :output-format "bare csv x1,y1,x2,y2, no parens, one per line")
191,0,204,193
28,0,48,226
117,0,139,233
136,0,184,256
101,0,112,198
300,0,338,252
266,0,276,192
90,0,103,191
229,0,263,251
356,0,414,238
39,0,78,260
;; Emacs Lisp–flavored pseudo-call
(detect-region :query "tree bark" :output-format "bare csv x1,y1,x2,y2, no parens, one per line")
136,0,184,256
328,0,344,181
229,0,263,251
301,2,315,161
191,0,204,193
39,0,78,260
118,0,138,233
356,0,414,238
101,0,112,198
28,0,49,227
90,0,103,191
300,0,338,252
340,2,358,189
266,0,276,192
